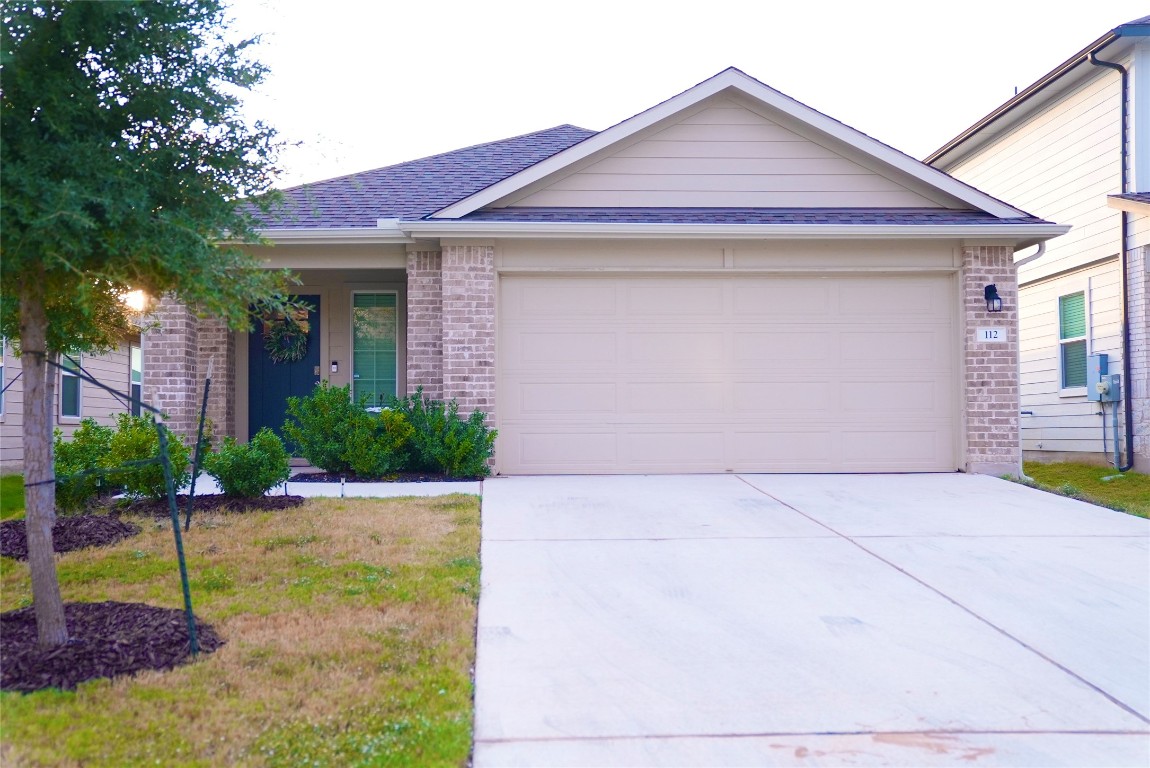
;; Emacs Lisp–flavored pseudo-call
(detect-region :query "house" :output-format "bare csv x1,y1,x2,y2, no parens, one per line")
927,16,1150,473
0,338,142,472
141,68,1065,476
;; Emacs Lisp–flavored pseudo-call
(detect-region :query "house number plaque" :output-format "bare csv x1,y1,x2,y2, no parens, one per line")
975,327,1008,342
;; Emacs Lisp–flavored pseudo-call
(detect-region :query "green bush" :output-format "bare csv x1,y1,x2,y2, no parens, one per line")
282,382,358,474
105,413,191,499
344,408,415,478
54,418,114,513
389,388,496,478
204,428,291,497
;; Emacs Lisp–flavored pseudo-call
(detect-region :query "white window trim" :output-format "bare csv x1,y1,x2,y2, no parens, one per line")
0,337,6,422
1057,282,1091,398
60,353,82,421
350,289,400,409
129,344,143,417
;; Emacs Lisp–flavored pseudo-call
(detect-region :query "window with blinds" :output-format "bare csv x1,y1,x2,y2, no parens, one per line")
1058,292,1087,389
61,354,81,418
352,293,398,408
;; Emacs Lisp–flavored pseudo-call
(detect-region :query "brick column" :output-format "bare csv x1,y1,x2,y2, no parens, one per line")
961,245,1021,476
441,245,495,420
1128,244,1149,472
141,296,200,440
196,316,236,440
406,250,444,401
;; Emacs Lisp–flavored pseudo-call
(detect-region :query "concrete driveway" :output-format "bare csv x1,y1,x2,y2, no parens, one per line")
473,473,1150,767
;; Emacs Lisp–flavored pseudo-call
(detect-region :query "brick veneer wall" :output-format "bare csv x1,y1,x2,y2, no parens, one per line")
961,245,1021,476
441,245,495,420
1128,244,1149,472
141,296,200,440
196,315,235,440
406,250,444,400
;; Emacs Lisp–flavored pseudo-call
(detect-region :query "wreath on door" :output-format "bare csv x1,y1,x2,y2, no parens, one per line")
261,309,310,364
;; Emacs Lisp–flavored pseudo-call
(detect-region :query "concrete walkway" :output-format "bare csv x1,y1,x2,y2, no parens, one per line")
184,474,481,498
474,473,1150,767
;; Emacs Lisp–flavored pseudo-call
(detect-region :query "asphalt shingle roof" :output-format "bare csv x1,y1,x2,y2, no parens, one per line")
259,125,596,228
460,207,1050,225
1109,192,1150,205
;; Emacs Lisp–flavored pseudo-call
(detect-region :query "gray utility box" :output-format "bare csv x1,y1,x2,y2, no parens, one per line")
1088,353,1122,402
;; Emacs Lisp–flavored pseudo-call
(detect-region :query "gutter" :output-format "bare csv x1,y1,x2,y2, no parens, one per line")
1088,52,1136,472
398,220,1068,243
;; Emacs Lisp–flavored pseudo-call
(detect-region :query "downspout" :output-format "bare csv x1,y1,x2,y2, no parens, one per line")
1088,51,1135,471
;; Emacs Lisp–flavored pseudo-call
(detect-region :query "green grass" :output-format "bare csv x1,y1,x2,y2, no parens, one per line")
0,494,481,767
1022,462,1150,519
1,474,25,520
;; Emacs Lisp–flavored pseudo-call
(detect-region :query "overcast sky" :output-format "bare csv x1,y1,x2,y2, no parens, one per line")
227,0,1149,188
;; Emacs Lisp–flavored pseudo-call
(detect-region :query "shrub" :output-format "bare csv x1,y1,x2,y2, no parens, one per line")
105,413,191,499
282,382,358,474
344,409,415,479
389,388,496,478
204,428,291,497
54,418,114,513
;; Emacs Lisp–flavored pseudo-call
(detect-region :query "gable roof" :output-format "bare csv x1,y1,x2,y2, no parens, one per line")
927,15,1150,167
260,125,595,228
432,68,1030,220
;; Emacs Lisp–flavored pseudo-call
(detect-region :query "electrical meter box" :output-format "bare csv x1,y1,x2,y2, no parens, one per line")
1088,353,1109,402
1097,373,1122,403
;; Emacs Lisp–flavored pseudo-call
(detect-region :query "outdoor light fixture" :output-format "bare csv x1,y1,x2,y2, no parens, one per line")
984,284,1003,313
331,360,339,373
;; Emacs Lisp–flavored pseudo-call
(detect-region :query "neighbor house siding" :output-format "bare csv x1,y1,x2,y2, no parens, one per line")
0,342,135,472
944,63,1126,283
505,98,944,209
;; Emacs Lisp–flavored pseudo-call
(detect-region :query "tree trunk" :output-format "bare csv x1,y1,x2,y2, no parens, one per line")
19,269,69,646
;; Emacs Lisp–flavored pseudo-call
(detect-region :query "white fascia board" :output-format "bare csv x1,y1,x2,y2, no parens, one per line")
1107,196,1150,215
256,225,412,245
401,219,1069,243
432,68,1030,220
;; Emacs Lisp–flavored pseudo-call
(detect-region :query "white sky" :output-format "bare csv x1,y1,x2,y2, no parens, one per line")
227,0,1149,189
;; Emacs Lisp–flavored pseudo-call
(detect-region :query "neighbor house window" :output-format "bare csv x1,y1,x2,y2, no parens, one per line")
1059,292,1087,389
0,337,5,418
352,292,398,409
61,354,81,418
130,345,143,416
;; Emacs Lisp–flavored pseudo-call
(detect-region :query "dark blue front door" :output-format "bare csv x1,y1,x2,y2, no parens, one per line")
248,295,320,441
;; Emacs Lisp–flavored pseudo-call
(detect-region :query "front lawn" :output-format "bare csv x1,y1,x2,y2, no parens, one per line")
1,474,25,520
0,494,481,767
1023,462,1150,519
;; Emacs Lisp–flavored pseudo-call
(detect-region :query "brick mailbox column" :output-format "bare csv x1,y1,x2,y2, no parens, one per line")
406,249,444,401
961,245,1021,476
441,244,496,422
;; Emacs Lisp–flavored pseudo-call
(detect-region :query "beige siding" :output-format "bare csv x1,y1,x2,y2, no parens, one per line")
505,99,943,209
1017,262,1124,454
0,342,135,472
943,63,1127,282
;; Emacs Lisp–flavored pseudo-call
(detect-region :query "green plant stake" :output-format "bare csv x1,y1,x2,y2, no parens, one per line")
157,422,199,655
184,359,213,532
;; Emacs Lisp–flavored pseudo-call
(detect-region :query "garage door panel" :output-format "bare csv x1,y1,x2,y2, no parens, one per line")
734,281,833,315
506,331,617,368
624,331,725,366
733,330,836,364
499,274,957,473
626,282,725,316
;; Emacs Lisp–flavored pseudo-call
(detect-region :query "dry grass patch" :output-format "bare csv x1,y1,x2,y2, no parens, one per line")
0,493,480,767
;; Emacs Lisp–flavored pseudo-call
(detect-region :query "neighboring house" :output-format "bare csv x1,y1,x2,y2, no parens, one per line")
0,339,143,473
928,16,1150,473
142,68,1064,476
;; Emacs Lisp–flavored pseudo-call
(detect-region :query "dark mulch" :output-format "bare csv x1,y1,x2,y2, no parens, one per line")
114,493,306,518
0,514,141,560
291,471,478,483
1,601,223,693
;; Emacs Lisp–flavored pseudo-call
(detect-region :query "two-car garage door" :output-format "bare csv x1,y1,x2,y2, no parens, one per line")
497,273,958,474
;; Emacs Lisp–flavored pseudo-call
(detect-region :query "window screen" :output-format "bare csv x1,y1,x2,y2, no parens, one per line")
61,354,80,417
1058,293,1087,389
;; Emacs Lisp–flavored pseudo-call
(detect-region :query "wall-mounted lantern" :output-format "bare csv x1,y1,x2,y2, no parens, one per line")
330,360,339,373
984,284,1003,313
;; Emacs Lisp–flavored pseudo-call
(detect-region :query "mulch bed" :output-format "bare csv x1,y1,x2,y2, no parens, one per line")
0,514,141,560
291,471,478,483
113,493,306,518
0,601,222,693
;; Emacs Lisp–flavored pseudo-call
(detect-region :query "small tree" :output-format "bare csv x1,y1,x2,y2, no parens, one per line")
1,1,295,646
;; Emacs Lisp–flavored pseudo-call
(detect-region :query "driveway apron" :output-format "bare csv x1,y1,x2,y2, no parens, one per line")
473,473,1150,767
